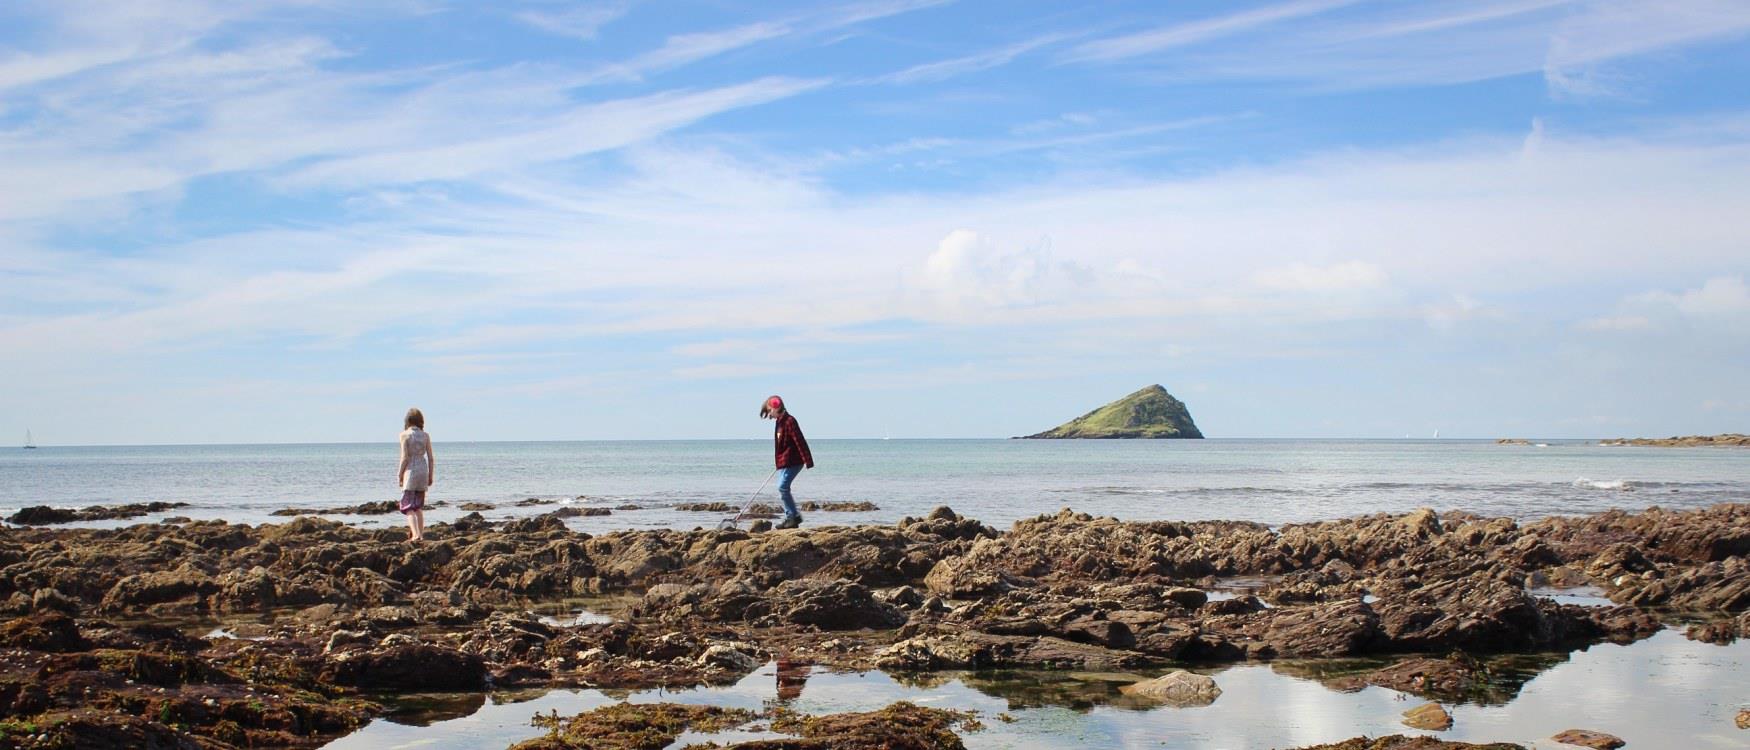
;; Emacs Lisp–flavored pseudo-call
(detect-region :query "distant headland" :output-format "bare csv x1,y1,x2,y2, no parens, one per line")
1598,434,1749,447
1020,384,1203,439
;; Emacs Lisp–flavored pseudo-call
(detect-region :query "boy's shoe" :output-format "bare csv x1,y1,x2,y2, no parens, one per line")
777,515,802,530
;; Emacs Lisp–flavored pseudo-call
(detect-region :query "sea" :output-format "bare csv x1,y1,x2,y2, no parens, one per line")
2,438,1746,531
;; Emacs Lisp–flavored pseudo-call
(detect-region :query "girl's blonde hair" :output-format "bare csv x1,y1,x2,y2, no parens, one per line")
404,408,425,430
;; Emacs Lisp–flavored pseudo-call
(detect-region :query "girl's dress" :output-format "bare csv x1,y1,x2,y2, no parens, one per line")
400,428,431,513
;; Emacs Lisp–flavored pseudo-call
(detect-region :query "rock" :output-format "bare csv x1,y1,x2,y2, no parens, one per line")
696,644,760,672
0,612,87,652
270,500,398,516
1294,739,1526,749
924,538,1027,597
771,579,906,630
1162,586,1209,609
322,642,486,690
325,629,372,654
1551,729,1625,749
800,501,880,512
30,587,79,614
1022,384,1203,439
1736,708,1749,730
767,701,978,750
459,502,496,511
511,702,757,750
100,567,217,613
1402,702,1454,730
1585,543,1653,581
1118,670,1222,706
1258,600,1380,656
1349,656,1486,701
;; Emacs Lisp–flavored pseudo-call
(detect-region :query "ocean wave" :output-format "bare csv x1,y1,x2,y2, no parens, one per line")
1572,478,1636,491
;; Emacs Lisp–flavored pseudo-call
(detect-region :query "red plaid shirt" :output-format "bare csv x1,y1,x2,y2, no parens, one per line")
774,413,814,469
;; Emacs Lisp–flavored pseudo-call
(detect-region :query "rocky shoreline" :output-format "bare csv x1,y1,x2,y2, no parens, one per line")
1,502,1747,748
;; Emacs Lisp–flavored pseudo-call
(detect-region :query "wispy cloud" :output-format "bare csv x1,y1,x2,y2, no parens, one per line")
1066,0,1363,63
515,3,631,40
874,32,1076,84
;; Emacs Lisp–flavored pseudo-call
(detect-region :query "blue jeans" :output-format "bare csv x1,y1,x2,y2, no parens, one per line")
777,464,803,518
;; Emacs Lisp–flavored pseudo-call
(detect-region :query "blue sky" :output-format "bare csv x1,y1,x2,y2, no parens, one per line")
2,0,1749,444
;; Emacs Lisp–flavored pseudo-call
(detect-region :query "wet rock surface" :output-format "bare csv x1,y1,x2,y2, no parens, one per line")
0,503,1743,747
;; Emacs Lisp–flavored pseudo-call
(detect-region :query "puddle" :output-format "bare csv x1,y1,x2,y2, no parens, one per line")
1528,586,1616,608
319,629,1750,749
202,627,271,641
527,595,633,628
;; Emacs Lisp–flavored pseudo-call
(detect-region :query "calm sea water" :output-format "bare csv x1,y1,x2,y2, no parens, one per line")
2,439,1746,531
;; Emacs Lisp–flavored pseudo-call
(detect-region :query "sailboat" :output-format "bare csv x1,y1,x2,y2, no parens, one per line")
23,430,36,449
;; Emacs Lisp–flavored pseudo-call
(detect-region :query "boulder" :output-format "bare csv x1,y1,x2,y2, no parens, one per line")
771,579,906,630
323,642,486,691
1550,729,1624,749
0,612,87,652
1401,702,1453,730
696,644,760,672
1118,670,1222,706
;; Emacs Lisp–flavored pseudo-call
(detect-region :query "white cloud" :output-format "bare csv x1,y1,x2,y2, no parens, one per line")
1577,315,1652,332
1254,261,1388,292
1631,276,1750,318
915,230,1093,314
1423,293,1500,329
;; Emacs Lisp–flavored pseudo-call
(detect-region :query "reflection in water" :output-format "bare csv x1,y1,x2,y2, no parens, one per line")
774,657,809,702
321,629,1750,750
379,692,489,727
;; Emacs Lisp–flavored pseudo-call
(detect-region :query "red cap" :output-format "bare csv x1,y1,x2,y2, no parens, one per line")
767,396,784,411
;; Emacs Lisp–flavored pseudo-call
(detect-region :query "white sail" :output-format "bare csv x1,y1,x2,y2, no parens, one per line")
23,429,36,449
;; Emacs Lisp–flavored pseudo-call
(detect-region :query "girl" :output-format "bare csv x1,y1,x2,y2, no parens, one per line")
398,408,434,542
760,395,813,529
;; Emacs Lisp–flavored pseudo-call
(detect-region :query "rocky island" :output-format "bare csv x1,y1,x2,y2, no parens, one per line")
1021,384,1203,439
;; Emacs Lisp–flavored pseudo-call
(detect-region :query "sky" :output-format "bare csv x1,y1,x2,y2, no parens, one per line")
2,0,1749,444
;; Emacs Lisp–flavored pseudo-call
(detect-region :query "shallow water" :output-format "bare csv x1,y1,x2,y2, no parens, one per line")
5,439,1747,531
321,629,1750,749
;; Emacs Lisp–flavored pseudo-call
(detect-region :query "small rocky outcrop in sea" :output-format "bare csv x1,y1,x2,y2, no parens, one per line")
1021,384,1203,439
6,502,189,525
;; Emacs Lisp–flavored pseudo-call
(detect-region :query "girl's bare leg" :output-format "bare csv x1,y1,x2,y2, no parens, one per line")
406,512,419,541
414,510,426,540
